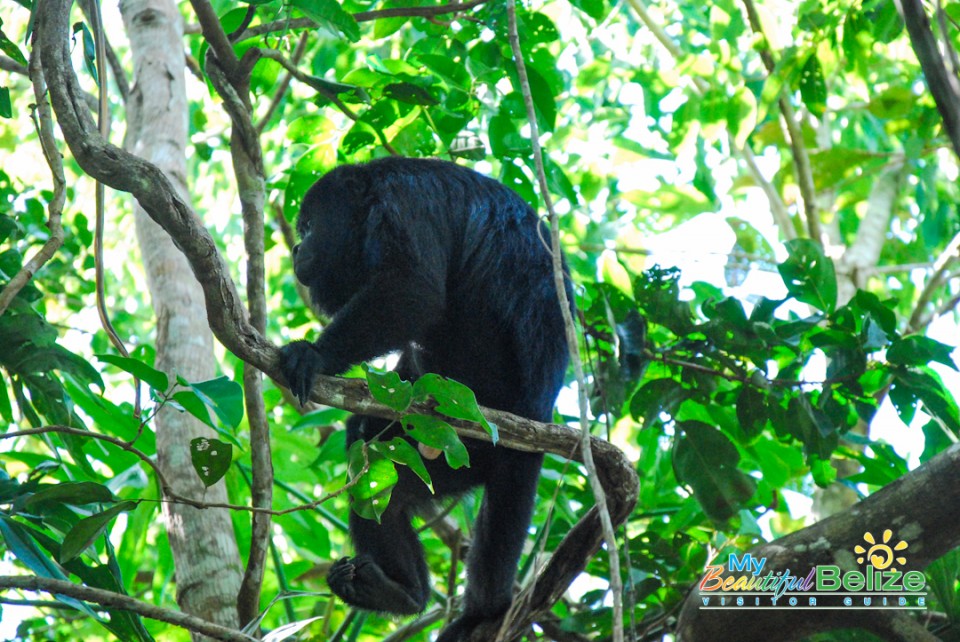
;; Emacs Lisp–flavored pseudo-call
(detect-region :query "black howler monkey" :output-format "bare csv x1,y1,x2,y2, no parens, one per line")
279,156,571,641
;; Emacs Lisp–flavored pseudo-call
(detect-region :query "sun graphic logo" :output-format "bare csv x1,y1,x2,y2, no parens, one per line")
854,530,908,570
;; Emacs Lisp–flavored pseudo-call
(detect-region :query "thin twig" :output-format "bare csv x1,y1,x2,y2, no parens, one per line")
255,32,309,135
896,0,960,158
0,54,28,75
505,3,624,642
0,37,65,316
907,228,960,332
237,0,489,41
0,424,367,517
740,0,821,243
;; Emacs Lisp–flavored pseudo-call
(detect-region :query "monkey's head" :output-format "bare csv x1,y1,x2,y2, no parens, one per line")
292,167,371,315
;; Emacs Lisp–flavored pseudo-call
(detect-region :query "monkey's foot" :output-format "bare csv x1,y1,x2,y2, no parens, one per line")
328,555,426,615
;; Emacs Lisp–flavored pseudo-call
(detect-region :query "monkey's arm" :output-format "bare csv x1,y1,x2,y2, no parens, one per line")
279,270,445,405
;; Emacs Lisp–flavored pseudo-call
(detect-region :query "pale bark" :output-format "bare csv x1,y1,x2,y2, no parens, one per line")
836,162,906,305
120,0,243,634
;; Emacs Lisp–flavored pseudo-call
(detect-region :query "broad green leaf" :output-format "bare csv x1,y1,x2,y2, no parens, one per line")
290,0,360,42
371,438,432,491
25,482,116,508
891,368,960,435
60,501,138,563
0,515,100,618
798,53,826,116
926,549,960,623
365,365,413,412
412,373,496,442
0,514,69,579
173,377,244,429
292,407,351,432
887,336,958,371
347,441,397,521
190,437,233,487
778,239,837,313
0,24,27,66
97,354,169,392
672,421,756,522
402,414,470,469
0,86,10,119
629,378,687,428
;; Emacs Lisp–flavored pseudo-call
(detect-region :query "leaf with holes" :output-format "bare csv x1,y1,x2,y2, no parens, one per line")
190,437,233,487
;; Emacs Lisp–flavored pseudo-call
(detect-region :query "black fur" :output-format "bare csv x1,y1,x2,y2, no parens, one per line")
279,157,571,641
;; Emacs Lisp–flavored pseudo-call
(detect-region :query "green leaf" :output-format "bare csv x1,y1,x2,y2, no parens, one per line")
402,414,470,469
867,85,916,119
97,354,169,392
413,373,496,442
0,514,69,580
174,376,244,430
778,239,837,313
887,336,958,371
798,53,826,117
291,406,351,432
0,26,27,66
0,86,10,119
365,366,413,412
25,482,116,508
489,114,530,159
347,441,397,521
0,515,100,618
190,437,233,487
74,21,99,87
926,549,960,622
672,421,756,522
383,82,439,106
726,87,758,149
370,438,432,491
60,501,138,563
26,524,154,641
569,0,607,20
809,455,837,487
891,368,960,435
290,0,360,42
629,378,687,428
736,386,767,441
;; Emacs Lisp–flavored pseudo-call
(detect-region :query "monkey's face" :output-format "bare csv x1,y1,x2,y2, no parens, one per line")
292,187,367,316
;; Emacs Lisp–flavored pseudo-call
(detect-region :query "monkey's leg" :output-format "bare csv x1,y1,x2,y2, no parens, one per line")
437,450,543,641
328,489,430,615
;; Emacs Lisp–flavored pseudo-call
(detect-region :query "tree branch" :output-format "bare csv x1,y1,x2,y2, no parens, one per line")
0,54,28,75
740,0,821,243
237,0,489,41
676,444,960,640
255,32,309,134
189,0,239,78
836,161,906,304
0,37,65,316
0,576,255,642
895,0,960,159
34,3,639,637
907,227,960,333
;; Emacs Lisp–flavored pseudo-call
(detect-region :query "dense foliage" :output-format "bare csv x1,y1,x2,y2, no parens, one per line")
0,0,958,640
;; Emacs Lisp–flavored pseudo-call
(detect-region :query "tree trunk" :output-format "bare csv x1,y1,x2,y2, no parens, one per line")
120,0,243,634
